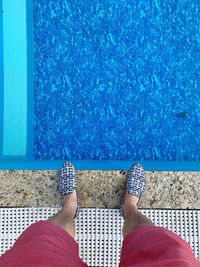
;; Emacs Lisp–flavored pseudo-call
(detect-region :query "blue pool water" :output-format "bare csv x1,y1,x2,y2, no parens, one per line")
0,0,199,170
34,0,199,161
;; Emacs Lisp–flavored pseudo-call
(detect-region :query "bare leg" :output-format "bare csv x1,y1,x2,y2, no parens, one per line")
48,191,77,238
123,192,155,238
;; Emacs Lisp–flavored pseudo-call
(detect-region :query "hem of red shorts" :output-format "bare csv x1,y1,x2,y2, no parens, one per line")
122,225,197,262
0,220,82,266
123,225,192,253
123,225,157,243
40,220,79,250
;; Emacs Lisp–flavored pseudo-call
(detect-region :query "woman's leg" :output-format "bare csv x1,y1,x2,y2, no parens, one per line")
123,192,154,238
49,191,77,238
120,164,199,267
0,162,87,267
120,163,154,237
49,161,80,238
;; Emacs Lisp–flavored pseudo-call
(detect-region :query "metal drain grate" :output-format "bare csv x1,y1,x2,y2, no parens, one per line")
0,208,199,266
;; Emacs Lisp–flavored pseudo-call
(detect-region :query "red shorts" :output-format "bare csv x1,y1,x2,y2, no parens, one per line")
0,221,199,267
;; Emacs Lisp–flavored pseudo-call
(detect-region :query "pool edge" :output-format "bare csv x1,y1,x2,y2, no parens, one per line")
0,160,199,171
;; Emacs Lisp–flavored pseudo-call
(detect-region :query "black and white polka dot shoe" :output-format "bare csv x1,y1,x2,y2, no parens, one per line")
120,163,145,218
58,162,80,219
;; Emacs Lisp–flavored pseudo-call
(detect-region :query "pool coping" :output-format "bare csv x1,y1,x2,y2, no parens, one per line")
0,160,199,171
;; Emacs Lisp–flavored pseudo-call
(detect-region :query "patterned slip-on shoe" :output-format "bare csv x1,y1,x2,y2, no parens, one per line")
58,162,81,219
120,163,145,218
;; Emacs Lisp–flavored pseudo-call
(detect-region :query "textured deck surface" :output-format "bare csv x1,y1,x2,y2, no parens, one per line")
0,208,199,266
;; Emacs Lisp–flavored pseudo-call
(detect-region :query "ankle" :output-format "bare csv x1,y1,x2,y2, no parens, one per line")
62,191,77,218
124,204,138,218
123,192,139,217
63,197,77,207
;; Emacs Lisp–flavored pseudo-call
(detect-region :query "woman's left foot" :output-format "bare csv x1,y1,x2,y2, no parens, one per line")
58,162,80,219
58,162,77,195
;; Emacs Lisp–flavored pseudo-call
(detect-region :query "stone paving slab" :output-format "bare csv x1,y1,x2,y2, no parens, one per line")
0,170,199,209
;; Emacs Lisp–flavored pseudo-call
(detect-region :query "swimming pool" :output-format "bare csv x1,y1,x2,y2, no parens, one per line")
0,0,199,170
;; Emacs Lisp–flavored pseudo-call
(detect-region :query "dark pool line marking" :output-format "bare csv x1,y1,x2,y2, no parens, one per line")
176,111,190,119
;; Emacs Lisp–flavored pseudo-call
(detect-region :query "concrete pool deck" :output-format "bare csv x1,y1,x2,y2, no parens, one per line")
0,170,199,209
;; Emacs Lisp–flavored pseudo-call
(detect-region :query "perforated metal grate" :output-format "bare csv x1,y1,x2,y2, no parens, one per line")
0,208,199,267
